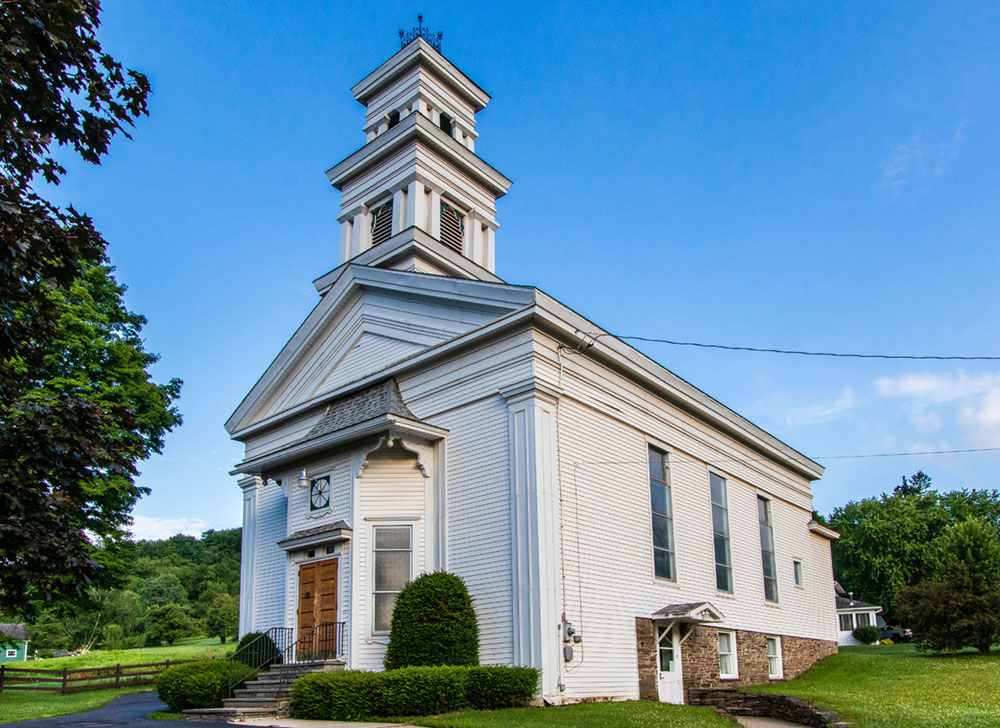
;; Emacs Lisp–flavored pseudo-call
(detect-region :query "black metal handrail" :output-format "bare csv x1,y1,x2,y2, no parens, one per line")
225,622,346,696
226,626,293,697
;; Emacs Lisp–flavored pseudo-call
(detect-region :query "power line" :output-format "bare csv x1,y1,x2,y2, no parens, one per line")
591,333,1000,361
814,447,1000,460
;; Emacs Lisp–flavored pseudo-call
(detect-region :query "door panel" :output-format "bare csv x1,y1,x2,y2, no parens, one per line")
656,623,684,704
297,558,339,659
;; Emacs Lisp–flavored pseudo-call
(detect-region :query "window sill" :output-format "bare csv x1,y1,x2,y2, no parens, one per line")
720,676,739,681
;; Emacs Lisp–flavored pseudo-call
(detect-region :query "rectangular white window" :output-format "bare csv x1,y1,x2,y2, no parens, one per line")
657,625,675,672
793,560,803,587
717,630,737,678
856,612,872,628
5,648,17,658
649,446,676,581
839,613,854,631
758,496,778,602
710,473,733,593
766,636,783,679
372,525,412,633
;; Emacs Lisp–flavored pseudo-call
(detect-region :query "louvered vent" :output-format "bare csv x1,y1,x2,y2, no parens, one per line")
370,202,393,246
440,203,465,252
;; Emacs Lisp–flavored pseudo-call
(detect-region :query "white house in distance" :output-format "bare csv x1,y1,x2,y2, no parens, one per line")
835,583,884,646
227,28,840,705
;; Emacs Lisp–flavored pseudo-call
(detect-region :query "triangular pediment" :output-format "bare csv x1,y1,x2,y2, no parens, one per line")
227,265,534,436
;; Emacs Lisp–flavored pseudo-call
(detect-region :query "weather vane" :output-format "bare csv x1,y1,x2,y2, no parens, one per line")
399,14,443,52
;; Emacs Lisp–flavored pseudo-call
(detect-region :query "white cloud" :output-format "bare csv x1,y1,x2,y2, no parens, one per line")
875,371,1000,446
129,515,210,541
783,387,861,426
880,121,966,195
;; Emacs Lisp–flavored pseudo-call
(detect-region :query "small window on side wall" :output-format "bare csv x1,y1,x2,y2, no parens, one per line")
793,560,803,587
766,636,783,679
717,630,738,679
839,613,853,631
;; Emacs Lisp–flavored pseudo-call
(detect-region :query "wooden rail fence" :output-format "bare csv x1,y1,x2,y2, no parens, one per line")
0,660,193,694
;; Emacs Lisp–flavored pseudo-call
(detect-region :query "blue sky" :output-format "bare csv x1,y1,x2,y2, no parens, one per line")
45,1,1000,539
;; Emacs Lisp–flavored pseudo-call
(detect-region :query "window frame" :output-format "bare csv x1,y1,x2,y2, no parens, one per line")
838,613,854,631
648,445,676,582
370,523,413,635
758,495,779,603
855,611,872,628
717,629,738,679
5,648,17,658
766,635,783,679
308,473,332,513
793,559,803,588
709,471,734,594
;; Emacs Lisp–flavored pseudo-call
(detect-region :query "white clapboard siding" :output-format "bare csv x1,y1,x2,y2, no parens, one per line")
252,482,289,632
554,391,835,700
353,446,427,671
316,332,425,394
431,396,514,666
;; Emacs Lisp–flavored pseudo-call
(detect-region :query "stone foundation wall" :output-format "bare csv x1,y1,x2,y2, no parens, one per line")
634,618,658,701
688,688,841,727
634,620,837,703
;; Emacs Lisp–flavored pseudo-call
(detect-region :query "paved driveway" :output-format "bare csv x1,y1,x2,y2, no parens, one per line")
1,692,222,728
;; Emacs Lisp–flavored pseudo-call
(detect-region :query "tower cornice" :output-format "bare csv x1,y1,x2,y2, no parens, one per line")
351,37,490,112
326,111,511,197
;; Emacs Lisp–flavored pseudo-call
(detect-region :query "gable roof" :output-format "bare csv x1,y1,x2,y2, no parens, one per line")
228,265,824,481
303,379,416,442
836,596,882,612
652,602,725,623
0,623,29,641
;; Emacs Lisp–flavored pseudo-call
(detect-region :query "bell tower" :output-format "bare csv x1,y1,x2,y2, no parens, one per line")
327,18,511,279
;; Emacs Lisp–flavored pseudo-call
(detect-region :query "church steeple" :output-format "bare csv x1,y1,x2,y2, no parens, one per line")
326,23,511,278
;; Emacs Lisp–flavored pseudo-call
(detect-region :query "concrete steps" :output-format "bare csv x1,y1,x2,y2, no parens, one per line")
183,659,345,721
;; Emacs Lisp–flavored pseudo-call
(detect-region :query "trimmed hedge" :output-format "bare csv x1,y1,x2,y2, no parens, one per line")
292,665,539,720
384,571,478,669
155,659,256,713
852,625,881,644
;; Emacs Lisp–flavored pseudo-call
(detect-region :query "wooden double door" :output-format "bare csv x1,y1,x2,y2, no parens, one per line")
297,558,338,659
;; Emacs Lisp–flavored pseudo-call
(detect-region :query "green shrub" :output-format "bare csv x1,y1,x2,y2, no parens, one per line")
384,571,478,670
232,630,281,669
852,625,881,644
155,659,255,713
292,665,539,720
465,665,539,709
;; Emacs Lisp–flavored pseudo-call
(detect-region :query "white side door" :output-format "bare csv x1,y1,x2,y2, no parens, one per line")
656,622,684,704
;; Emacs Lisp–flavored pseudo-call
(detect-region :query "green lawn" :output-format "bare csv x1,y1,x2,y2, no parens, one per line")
750,644,1000,728
413,701,730,728
28,636,230,670
0,637,230,724
0,686,152,724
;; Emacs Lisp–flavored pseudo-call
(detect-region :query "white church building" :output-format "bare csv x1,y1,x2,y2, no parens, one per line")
227,30,839,705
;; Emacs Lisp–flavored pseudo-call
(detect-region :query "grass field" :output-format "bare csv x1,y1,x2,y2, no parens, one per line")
0,685,151,724
0,637,229,724
413,701,730,728
27,636,230,670
750,644,1000,728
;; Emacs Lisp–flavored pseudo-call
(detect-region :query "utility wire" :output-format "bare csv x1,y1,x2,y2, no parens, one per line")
814,447,1000,460
589,333,1000,361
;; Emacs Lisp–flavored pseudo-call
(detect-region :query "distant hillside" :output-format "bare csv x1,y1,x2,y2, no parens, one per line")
29,528,242,653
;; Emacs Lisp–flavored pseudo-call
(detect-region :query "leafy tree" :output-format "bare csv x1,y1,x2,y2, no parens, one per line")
897,519,1000,654
205,593,239,644
139,574,189,609
829,473,1000,619
384,572,478,670
0,0,181,615
145,603,192,646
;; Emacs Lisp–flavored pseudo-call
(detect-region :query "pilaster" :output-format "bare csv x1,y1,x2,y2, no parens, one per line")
238,474,264,636
502,381,563,701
